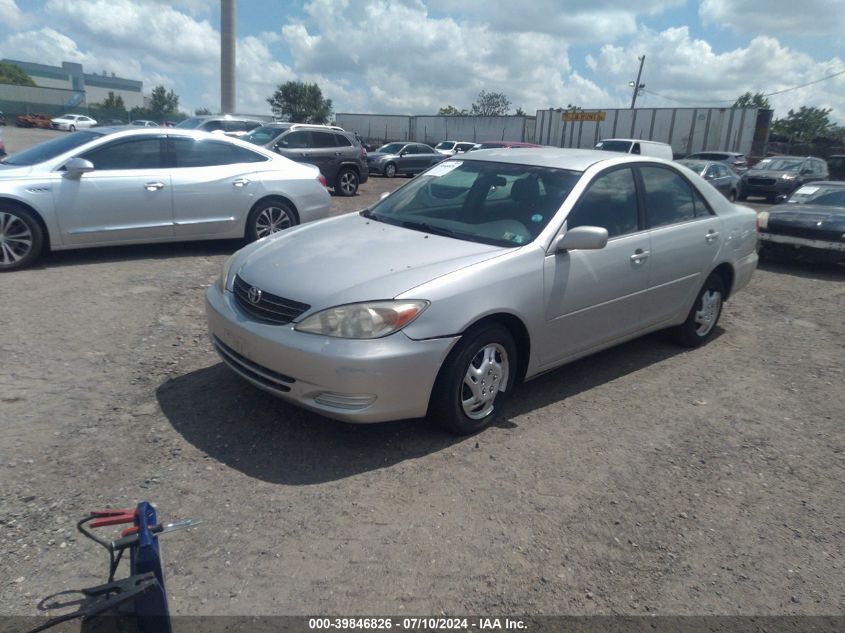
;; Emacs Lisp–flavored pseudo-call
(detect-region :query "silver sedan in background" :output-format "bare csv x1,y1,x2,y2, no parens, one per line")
207,150,758,434
0,128,330,270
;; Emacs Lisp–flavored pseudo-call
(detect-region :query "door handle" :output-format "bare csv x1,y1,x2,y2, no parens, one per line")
144,182,164,191
232,178,250,188
705,230,720,243
630,249,650,264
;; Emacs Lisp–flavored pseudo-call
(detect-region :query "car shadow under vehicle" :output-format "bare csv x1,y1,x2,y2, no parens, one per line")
38,239,242,268
758,254,844,280
156,329,698,485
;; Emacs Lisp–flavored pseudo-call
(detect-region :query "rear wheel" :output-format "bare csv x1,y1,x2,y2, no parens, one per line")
738,193,747,201
68,124,75,132
246,199,297,242
335,168,359,196
428,323,516,435
383,162,397,178
671,273,725,347
0,206,43,271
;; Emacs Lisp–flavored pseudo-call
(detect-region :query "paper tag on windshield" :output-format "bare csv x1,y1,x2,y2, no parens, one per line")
794,186,819,195
426,160,462,177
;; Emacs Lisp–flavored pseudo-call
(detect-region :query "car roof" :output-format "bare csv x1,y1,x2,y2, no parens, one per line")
805,180,845,187
459,147,658,171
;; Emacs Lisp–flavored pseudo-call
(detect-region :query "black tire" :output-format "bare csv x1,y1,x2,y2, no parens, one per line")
428,323,517,435
245,199,298,242
69,124,75,132
738,193,747,201
0,205,44,271
334,168,359,196
383,162,397,178
671,273,725,347
728,190,737,202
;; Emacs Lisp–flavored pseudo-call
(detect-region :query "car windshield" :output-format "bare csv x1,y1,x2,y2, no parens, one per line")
378,143,405,154
679,160,708,175
243,125,287,145
435,142,455,150
595,140,632,153
786,184,845,207
0,130,103,166
175,117,205,129
366,159,581,247
755,158,803,172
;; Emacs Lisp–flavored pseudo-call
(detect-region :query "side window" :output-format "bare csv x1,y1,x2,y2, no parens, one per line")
334,133,352,147
224,120,247,133
311,131,337,148
201,120,224,132
170,138,263,167
704,165,718,179
566,167,639,238
279,131,311,149
80,137,163,170
416,145,433,154
640,166,698,228
631,143,641,155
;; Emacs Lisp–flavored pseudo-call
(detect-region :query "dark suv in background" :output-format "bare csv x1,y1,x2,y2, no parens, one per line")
243,123,368,196
740,155,829,202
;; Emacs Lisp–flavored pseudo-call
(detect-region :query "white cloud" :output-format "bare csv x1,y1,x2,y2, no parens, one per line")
0,0,25,29
699,0,845,38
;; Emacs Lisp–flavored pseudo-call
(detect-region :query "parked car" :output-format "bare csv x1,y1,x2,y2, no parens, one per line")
15,113,51,128
740,155,828,202
98,118,127,126
0,128,330,271
50,114,97,131
677,159,742,201
175,115,263,137
684,151,749,174
131,119,159,127
434,141,475,156
826,155,845,180
243,123,368,196
469,141,544,151
367,142,446,177
206,148,758,434
757,181,845,263
594,139,674,160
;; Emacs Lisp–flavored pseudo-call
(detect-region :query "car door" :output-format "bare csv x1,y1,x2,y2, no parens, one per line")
638,164,722,323
275,130,329,177
167,136,268,238
539,166,652,366
51,134,174,246
309,131,341,182
705,163,730,196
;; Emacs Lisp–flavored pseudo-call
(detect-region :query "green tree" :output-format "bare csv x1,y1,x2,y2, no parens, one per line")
470,90,511,116
267,81,332,123
0,61,36,86
195,107,212,115
733,91,771,109
514,106,527,116
149,85,180,117
772,106,836,142
437,105,468,116
97,91,126,111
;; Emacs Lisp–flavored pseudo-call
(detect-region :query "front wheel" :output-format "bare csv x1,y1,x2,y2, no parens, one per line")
0,206,44,271
728,190,737,202
335,168,359,196
671,273,725,347
383,162,397,178
246,199,297,242
68,124,75,132
428,323,516,435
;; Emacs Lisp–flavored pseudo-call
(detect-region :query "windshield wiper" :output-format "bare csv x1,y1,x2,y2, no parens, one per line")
400,220,457,238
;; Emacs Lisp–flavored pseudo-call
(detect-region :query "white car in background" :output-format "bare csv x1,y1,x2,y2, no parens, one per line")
0,127,331,270
434,140,475,156
50,114,97,131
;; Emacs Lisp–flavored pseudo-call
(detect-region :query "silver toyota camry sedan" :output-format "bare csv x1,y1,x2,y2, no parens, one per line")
0,127,330,270
206,149,758,434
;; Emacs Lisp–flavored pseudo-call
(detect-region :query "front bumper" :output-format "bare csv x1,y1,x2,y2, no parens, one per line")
205,284,459,423
759,231,845,252
741,180,797,198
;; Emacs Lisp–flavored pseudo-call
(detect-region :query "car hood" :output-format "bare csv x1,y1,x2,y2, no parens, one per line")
0,163,33,177
235,213,509,311
366,152,397,161
769,204,845,228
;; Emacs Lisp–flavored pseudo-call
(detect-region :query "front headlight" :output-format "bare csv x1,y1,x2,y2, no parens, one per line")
295,300,429,339
217,253,237,292
781,174,796,180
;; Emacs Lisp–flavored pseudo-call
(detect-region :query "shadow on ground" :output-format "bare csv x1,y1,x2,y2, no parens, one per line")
157,329,693,485
39,239,241,269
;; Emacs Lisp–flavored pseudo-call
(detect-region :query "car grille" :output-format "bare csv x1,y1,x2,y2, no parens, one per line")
233,275,310,325
748,177,777,186
766,222,845,243
212,336,295,393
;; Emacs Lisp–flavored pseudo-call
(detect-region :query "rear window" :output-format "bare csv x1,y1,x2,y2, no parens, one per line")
595,140,633,153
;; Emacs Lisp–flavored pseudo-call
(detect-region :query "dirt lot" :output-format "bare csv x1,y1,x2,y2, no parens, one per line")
0,126,843,617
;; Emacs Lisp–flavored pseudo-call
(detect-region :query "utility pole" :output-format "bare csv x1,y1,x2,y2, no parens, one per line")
629,55,645,109
221,0,236,114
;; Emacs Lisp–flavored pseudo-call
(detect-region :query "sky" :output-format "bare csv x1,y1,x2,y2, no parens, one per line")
1,0,843,123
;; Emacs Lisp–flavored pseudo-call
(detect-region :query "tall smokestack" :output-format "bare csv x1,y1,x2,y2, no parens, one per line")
221,0,236,114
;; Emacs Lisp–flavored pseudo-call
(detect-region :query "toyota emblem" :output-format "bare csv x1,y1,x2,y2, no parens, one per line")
247,286,262,304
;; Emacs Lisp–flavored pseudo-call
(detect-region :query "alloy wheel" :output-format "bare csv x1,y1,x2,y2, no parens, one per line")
254,206,293,238
0,211,34,266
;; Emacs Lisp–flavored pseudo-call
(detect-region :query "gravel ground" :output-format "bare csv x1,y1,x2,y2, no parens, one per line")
0,125,843,617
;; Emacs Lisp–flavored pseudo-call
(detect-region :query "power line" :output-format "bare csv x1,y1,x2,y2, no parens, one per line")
641,67,845,105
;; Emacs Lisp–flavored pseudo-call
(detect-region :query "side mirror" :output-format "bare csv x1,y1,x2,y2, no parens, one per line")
399,149,409,156
64,157,94,177
555,226,608,252
775,194,788,204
